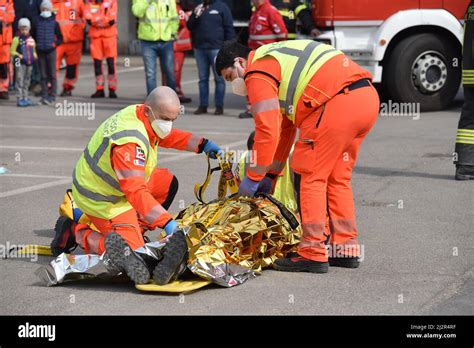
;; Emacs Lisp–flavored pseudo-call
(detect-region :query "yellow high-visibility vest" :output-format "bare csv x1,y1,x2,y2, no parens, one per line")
250,40,342,123
72,105,157,219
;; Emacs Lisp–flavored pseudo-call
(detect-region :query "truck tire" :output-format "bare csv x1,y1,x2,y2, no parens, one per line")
383,33,461,111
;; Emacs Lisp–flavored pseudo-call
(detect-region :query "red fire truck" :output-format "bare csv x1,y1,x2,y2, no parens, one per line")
188,0,469,111
311,0,470,111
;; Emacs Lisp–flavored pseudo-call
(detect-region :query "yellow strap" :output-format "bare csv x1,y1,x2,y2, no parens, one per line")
12,244,53,256
194,153,239,204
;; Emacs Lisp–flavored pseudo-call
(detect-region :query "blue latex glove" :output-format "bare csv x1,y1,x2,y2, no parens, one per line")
163,219,178,235
238,176,260,197
256,176,273,194
203,140,224,159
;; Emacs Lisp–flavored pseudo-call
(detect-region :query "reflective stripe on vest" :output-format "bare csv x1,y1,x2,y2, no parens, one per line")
81,129,150,193
251,40,342,122
72,105,157,219
249,33,287,40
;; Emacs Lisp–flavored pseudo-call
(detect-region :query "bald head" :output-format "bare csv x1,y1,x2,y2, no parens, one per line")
144,86,181,122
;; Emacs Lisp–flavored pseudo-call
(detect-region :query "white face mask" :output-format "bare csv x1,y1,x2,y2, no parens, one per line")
147,107,173,138
231,61,247,96
41,11,52,18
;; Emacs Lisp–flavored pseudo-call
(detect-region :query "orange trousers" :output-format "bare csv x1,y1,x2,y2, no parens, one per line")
74,168,178,254
0,45,10,92
291,84,380,262
56,42,83,90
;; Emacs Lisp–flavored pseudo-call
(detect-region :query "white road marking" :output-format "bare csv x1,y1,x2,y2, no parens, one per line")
0,125,250,136
1,173,71,179
0,179,72,198
0,145,177,155
80,66,145,79
0,140,247,198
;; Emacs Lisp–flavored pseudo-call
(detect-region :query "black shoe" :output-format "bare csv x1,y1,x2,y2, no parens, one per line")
51,216,77,257
104,232,150,284
179,95,191,103
273,254,328,273
214,106,224,115
109,89,117,98
193,106,207,115
91,89,105,98
238,111,253,119
60,89,72,97
152,230,188,285
455,165,474,180
329,256,360,268
0,91,9,100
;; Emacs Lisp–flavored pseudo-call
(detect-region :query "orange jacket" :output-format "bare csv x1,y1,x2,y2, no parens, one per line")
84,0,117,38
0,0,14,45
110,105,204,229
248,0,287,49
52,0,85,43
244,51,372,181
174,4,191,52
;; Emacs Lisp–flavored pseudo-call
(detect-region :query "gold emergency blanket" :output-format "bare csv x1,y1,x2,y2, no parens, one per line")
175,195,301,283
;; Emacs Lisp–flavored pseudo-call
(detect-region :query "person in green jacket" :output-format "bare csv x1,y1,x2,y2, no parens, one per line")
132,0,179,95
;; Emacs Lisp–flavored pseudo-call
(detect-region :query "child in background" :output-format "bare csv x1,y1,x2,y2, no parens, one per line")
36,0,62,105
10,18,37,107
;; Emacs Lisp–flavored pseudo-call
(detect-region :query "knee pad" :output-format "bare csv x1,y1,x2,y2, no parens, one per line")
93,59,102,76
106,57,115,75
66,65,77,79
162,176,179,210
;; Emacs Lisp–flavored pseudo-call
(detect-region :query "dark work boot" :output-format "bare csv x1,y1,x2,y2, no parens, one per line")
329,256,360,268
60,88,72,97
193,106,207,115
51,216,77,257
214,106,224,115
455,165,474,180
91,89,105,98
109,89,117,99
238,111,253,119
104,232,150,284
273,254,328,273
152,230,188,285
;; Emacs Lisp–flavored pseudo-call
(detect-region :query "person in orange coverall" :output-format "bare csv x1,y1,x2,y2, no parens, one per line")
0,0,14,99
173,0,192,103
237,0,287,119
216,40,380,273
51,86,223,284
52,0,85,96
85,0,118,98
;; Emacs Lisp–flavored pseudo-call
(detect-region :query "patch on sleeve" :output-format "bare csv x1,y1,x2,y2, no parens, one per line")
134,146,146,166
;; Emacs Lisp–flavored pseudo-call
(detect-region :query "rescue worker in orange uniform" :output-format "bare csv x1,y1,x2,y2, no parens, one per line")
239,0,287,119
51,86,223,284
173,0,192,103
0,0,14,99
248,0,287,50
52,0,85,96
85,0,118,98
216,40,380,273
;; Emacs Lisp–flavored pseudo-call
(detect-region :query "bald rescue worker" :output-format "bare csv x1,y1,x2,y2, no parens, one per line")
52,86,223,284
216,40,380,273
52,0,85,96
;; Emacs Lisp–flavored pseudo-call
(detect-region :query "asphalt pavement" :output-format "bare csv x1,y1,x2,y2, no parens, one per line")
0,56,472,315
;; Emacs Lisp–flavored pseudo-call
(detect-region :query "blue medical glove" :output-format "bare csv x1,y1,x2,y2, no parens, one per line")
203,140,224,159
163,219,178,235
256,176,273,194
238,176,260,197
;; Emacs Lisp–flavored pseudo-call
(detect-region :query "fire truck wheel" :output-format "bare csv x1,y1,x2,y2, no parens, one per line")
383,33,461,112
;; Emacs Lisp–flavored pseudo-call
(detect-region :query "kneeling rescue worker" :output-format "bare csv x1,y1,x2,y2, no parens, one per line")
216,40,380,273
51,86,223,284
